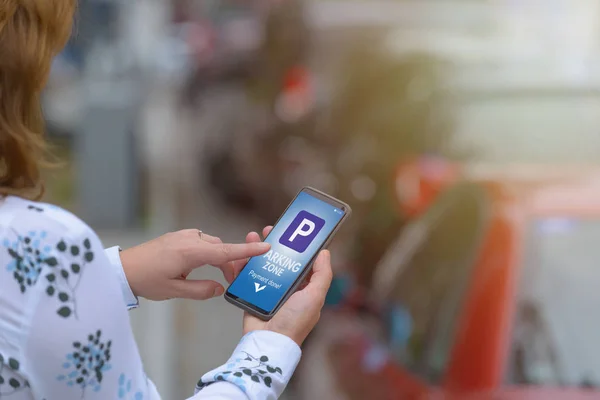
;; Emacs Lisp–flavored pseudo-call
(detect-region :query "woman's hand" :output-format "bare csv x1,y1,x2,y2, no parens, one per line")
243,227,333,346
119,229,270,301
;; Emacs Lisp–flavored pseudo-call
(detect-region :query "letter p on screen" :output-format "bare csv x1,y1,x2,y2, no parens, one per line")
289,219,315,242
279,210,325,253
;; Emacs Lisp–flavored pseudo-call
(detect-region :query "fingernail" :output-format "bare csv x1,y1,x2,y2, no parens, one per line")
213,287,224,297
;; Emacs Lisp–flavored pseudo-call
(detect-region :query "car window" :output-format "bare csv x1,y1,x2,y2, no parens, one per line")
383,182,488,383
507,218,600,388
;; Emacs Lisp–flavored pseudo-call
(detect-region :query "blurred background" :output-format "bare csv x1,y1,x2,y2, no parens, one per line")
43,0,600,398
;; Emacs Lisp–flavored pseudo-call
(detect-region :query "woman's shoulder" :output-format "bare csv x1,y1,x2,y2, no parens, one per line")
0,198,109,350
1,196,96,240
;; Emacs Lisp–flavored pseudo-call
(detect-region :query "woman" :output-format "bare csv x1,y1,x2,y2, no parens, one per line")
0,1,332,399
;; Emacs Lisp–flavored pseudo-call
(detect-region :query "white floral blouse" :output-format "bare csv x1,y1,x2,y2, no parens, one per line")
0,196,300,400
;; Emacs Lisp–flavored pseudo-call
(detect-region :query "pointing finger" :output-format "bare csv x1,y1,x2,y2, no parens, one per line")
230,231,263,277
197,233,237,280
203,242,271,266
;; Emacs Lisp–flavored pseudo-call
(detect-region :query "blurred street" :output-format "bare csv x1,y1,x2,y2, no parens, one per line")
41,0,600,399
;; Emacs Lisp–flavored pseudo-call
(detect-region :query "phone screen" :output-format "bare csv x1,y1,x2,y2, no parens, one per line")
227,191,346,314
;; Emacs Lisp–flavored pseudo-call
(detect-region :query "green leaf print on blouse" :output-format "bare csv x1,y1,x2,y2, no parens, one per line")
56,330,113,398
47,238,95,319
0,353,30,397
3,229,95,320
3,230,53,293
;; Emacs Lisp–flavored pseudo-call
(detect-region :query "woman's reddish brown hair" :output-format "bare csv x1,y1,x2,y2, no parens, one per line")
0,0,76,199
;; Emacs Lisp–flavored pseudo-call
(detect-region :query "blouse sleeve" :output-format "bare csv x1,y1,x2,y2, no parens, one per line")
104,246,139,310
191,331,302,400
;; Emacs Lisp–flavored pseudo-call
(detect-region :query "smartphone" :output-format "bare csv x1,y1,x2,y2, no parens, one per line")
225,187,351,320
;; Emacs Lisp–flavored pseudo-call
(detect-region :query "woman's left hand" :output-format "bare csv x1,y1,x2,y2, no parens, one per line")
119,229,271,301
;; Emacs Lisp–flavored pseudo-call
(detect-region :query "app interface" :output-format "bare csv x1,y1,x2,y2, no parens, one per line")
227,191,345,313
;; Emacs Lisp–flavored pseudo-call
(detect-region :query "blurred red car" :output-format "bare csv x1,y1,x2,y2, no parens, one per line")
296,159,600,400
